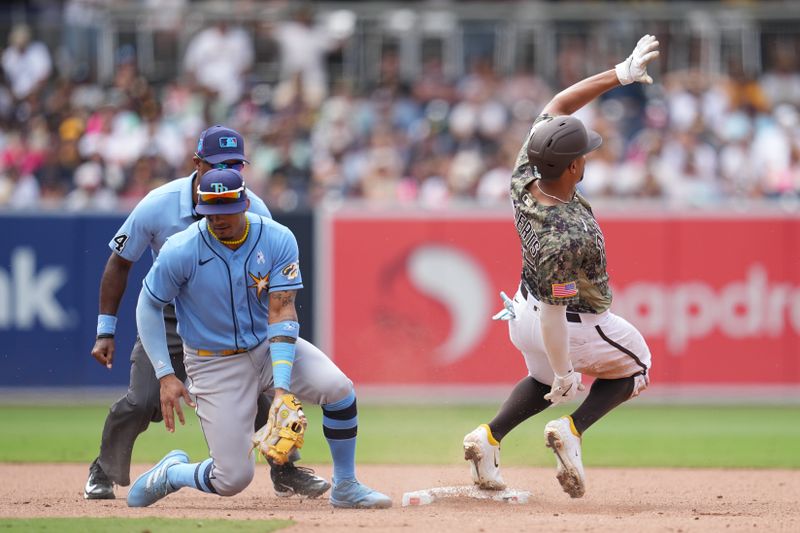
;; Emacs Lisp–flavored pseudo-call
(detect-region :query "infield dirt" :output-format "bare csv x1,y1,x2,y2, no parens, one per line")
0,464,797,532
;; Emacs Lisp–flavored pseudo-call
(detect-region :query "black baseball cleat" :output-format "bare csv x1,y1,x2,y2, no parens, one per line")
270,462,331,498
84,458,115,500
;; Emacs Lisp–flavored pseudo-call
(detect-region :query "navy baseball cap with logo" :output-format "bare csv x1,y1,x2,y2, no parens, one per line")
196,168,248,215
195,125,249,164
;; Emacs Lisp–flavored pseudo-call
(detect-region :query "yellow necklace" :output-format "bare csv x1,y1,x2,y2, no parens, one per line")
208,219,250,246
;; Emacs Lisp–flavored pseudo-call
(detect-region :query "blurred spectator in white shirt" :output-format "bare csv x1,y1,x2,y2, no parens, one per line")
64,160,117,211
717,111,758,197
760,47,800,108
358,129,405,202
183,21,254,107
269,5,347,110
654,131,720,206
753,105,799,196
2,24,52,101
62,0,106,81
476,150,512,205
0,164,40,210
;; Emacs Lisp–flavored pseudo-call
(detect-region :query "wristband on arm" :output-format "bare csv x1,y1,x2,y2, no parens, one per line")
267,320,300,341
97,314,117,338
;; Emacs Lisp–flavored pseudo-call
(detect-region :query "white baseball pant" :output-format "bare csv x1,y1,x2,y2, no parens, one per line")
509,286,651,397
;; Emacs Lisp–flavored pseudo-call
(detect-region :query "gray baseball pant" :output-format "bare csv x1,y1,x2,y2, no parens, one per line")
96,305,271,486
184,337,353,496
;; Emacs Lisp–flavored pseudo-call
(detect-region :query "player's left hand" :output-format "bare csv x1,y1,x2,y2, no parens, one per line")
159,374,195,433
616,34,660,85
90,337,115,369
544,369,585,406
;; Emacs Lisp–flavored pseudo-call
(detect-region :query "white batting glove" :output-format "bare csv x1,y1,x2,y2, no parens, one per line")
615,34,660,85
544,369,585,406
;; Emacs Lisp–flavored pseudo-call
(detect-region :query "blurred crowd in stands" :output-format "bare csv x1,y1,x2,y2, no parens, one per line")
1,6,800,212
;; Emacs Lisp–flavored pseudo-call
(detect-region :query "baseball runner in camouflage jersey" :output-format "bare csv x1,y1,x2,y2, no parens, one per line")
464,35,659,498
511,133,612,315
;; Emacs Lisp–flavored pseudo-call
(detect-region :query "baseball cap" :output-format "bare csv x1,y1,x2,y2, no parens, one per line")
526,115,602,179
196,168,248,215
195,125,248,165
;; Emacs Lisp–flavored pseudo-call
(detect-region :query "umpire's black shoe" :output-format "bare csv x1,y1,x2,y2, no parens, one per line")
84,458,115,500
270,462,331,498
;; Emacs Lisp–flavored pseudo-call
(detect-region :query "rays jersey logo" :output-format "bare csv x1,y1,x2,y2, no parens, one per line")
281,262,299,280
248,271,269,298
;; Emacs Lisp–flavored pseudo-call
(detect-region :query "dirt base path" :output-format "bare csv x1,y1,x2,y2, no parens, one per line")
1,464,798,532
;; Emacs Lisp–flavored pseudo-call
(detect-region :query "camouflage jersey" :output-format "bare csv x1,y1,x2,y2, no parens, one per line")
510,114,612,314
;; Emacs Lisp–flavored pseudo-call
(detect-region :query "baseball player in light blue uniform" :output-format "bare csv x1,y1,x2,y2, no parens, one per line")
86,125,329,501
127,168,391,509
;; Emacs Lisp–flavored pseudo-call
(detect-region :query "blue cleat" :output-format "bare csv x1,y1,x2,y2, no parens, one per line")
330,479,392,509
126,450,189,507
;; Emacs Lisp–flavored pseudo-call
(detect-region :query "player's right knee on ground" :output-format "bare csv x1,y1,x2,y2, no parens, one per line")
210,460,255,496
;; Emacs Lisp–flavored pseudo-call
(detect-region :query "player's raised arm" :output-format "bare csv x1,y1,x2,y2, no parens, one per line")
542,34,659,117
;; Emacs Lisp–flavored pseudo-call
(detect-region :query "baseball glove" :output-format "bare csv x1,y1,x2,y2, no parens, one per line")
252,393,307,465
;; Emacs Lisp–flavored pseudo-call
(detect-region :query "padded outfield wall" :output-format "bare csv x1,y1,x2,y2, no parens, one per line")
0,212,315,387
1,207,798,388
317,206,800,388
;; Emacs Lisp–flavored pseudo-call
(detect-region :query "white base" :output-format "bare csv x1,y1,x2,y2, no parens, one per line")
401,485,530,506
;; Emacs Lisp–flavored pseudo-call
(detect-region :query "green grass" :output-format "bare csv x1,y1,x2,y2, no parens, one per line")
2,404,799,468
0,518,291,532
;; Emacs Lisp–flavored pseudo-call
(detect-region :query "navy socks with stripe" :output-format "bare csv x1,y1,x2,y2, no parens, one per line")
322,390,358,483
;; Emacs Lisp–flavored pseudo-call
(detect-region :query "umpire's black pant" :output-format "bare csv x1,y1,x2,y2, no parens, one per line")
96,305,270,486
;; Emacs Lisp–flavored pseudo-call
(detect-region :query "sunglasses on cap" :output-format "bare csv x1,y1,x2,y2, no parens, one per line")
195,154,245,172
210,161,245,171
197,185,245,203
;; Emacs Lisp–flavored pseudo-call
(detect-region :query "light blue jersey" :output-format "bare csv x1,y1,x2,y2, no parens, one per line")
109,173,271,262
143,212,303,355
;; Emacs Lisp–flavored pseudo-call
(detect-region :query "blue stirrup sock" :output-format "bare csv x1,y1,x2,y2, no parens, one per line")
166,458,217,493
322,390,358,483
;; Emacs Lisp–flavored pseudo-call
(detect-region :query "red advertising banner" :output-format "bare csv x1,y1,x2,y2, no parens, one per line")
319,209,800,385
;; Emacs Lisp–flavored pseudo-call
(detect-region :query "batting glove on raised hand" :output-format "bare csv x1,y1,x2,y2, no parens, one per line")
544,369,585,406
615,34,660,85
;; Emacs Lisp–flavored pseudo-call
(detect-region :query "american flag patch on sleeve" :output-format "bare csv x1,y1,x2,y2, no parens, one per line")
552,281,578,298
